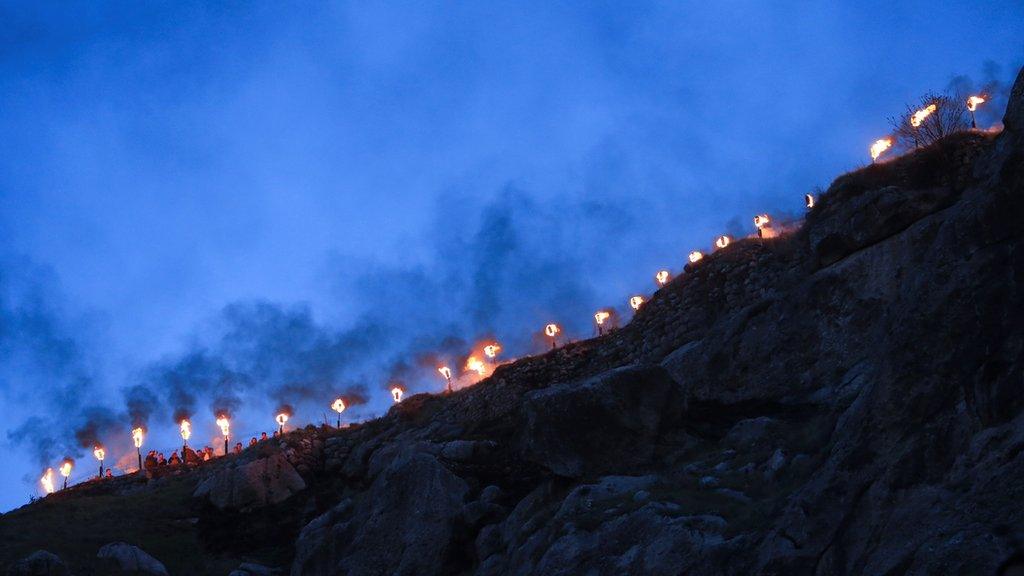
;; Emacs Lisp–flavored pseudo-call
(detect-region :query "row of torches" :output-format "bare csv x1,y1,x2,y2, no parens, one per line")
38,93,994,496
869,95,987,161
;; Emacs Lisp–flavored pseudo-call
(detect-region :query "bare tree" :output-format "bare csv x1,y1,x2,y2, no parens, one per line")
888,91,971,151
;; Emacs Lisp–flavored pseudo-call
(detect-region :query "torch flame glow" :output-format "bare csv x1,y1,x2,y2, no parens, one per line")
132,427,144,449
870,138,892,161
41,468,55,494
465,355,486,376
910,103,937,127
216,416,230,438
332,398,346,414
93,446,105,462
753,214,771,229
483,343,501,359
966,95,985,112
438,366,452,380
805,194,815,209
391,386,404,403
275,413,289,427
544,323,560,337
594,311,610,325
715,235,731,249
655,270,670,286
179,419,192,441
59,460,72,478
629,296,644,311
688,251,703,264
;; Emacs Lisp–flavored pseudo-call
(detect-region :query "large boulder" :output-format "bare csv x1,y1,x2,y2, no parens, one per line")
5,551,70,576
519,365,683,477
193,453,306,510
95,543,167,576
291,444,469,576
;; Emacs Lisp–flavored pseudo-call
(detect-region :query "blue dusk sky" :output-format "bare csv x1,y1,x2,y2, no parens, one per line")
1,1,1021,511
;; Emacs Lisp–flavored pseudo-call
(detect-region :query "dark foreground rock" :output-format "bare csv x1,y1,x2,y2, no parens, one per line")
5,551,70,576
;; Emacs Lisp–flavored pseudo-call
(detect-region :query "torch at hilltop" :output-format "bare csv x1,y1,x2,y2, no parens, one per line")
132,427,145,471
216,414,231,455
179,418,192,456
332,397,346,427
544,323,561,350
93,446,105,478
594,311,610,335
967,95,986,129
390,385,404,403
40,468,55,495
275,406,293,435
59,458,73,490
438,366,453,394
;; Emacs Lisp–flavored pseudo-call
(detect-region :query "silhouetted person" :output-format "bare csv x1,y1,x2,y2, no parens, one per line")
249,437,258,447
260,432,268,442
168,451,181,465
233,442,243,454
157,453,167,466
105,469,113,478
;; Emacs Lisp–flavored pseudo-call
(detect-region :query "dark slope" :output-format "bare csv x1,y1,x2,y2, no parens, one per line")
3,67,1023,576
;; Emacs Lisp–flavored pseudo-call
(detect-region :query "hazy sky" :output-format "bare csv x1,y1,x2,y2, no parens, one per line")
1,1,1021,511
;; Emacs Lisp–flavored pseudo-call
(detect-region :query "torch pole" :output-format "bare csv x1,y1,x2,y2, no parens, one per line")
970,110,977,129
337,415,341,428
224,437,229,456
99,460,103,479
137,448,142,472
63,477,67,490
279,424,284,435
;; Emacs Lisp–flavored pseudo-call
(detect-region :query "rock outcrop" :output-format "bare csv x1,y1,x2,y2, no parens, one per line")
95,543,168,576
5,551,70,576
194,452,306,511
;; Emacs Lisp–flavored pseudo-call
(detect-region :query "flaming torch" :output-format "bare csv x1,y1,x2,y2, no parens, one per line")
805,193,815,209
594,311,610,335
629,296,644,311
331,397,346,428
753,214,777,239
93,446,105,478
715,235,731,250
910,103,937,148
59,459,73,490
544,323,560,350
390,386,404,403
483,343,501,363
870,138,892,162
688,251,704,264
967,95,985,129
438,366,453,393
276,412,289,435
40,468,55,495
132,427,145,471
179,419,192,455
465,355,486,376
216,415,230,455
655,270,670,287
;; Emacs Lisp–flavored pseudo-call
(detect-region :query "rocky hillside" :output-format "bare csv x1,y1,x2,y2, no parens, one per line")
3,67,1023,576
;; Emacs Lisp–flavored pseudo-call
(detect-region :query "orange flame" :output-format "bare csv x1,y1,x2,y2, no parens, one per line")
59,460,73,478
40,468,55,494
391,386,404,403
629,296,644,311
594,311,610,325
483,343,501,359
465,355,486,376
753,214,771,229
655,270,670,286
870,138,892,161
967,95,985,112
715,235,731,249
438,366,452,380
688,251,703,264
132,427,144,449
805,194,815,209
216,416,230,438
910,103,937,127
93,446,105,462
275,413,289,427
332,398,346,414
179,419,192,441
544,323,560,338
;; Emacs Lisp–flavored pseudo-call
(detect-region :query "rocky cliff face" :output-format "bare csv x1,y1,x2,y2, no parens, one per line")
4,67,1023,576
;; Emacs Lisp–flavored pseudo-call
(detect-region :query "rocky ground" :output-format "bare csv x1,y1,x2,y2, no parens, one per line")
3,67,1023,576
